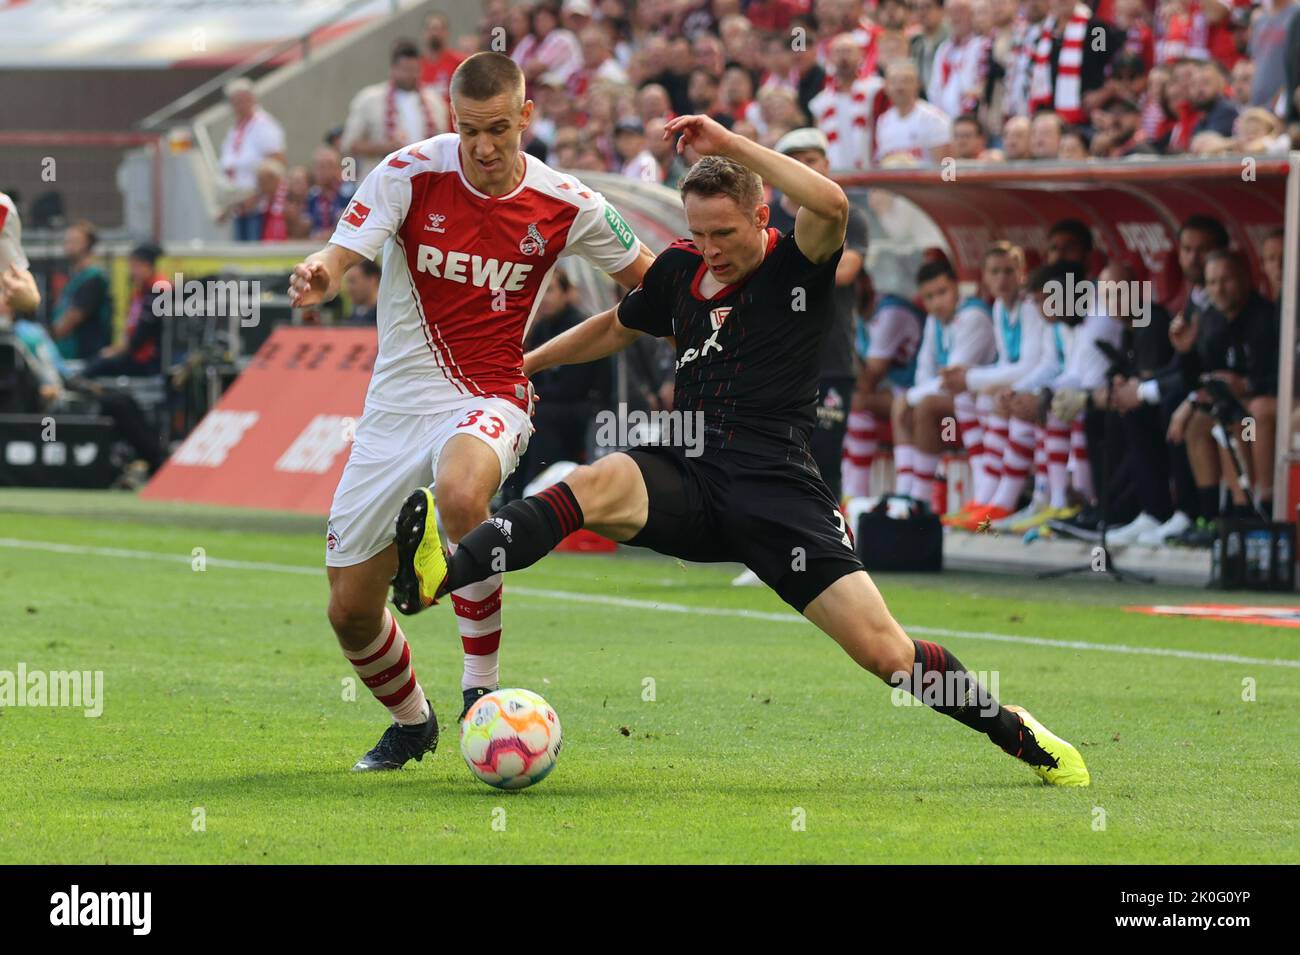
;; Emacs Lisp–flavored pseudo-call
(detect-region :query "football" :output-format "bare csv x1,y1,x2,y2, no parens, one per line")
459,688,563,790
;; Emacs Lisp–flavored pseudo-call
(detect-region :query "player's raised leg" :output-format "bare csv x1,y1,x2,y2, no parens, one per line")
429,451,649,599
327,550,438,771
801,571,1090,786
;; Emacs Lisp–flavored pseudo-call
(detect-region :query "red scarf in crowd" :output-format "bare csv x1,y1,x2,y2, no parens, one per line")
260,181,289,241
384,82,437,142
1029,3,1090,123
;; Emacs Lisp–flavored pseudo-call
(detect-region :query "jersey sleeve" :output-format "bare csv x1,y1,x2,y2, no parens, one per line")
561,181,642,275
0,194,27,271
616,253,674,339
328,156,412,261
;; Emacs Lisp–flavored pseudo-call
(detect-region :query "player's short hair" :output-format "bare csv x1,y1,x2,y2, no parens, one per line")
983,240,1023,269
916,258,956,286
1203,249,1248,276
451,52,526,108
1180,214,1229,249
679,156,764,212
1048,217,1093,255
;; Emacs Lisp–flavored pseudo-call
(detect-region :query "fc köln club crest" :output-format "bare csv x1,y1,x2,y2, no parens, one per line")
709,306,732,330
519,223,547,256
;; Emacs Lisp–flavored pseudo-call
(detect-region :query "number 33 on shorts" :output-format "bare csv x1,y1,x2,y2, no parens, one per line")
456,408,506,439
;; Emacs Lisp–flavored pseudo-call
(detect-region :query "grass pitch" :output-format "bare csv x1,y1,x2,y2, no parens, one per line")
1,489,1297,864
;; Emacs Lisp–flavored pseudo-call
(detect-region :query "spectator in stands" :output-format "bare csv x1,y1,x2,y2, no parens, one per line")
876,59,953,165
636,83,673,124
1090,95,1157,157
218,79,286,242
305,146,356,241
1027,0,1122,125
809,33,882,171
50,220,111,361
1248,0,1298,109
83,243,167,378
891,258,996,506
1230,57,1256,109
1191,60,1239,139
513,1,584,92
645,116,688,187
1000,114,1032,159
574,23,629,96
1236,106,1290,155
1168,250,1279,524
614,118,661,182
283,166,313,240
928,0,984,120
687,67,723,118
1004,0,1050,119
247,160,298,242
952,113,990,159
1029,109,1064,158
420,11,467,101
910,0,951,89
342,39,449,181
719,64,762,127
343,259,381,326
1058,126,1090,159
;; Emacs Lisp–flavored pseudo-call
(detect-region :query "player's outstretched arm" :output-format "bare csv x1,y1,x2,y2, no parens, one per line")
523,306,642,376
664,114,849,263
288,243,367,308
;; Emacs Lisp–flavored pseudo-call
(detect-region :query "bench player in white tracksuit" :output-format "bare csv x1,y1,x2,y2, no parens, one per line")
289,53,654,771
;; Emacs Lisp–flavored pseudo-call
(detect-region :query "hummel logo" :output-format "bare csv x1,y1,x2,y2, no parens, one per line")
426,213,447,233
490,517,514,542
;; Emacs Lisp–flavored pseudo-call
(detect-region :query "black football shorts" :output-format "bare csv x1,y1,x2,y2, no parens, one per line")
623,443,863,612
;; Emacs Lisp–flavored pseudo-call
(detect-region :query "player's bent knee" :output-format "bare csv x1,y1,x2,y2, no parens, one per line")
438,483,493,539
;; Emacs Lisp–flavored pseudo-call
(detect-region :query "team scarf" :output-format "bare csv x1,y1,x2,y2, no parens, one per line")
259,181,289,241
1028,3,1091,124
384,82,437,143
1008,15,1047,116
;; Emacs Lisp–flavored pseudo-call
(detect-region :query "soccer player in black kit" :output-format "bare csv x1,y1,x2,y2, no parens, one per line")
392,114,1089,786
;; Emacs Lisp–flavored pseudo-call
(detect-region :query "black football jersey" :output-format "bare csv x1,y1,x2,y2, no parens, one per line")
618,228,842,451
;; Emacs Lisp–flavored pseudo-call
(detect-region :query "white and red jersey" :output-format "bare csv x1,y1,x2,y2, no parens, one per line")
874,101,952,165
329,133,641,416
808,75,883,172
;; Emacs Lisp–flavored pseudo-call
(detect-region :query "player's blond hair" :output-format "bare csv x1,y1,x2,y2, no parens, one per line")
679,156,763,211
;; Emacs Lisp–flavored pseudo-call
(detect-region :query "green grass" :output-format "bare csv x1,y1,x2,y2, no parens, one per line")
1,489,1298,864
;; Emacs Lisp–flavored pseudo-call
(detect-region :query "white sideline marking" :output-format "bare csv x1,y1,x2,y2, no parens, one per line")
2,537,1298,670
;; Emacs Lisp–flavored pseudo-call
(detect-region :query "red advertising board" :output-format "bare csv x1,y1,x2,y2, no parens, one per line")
141,327,375,513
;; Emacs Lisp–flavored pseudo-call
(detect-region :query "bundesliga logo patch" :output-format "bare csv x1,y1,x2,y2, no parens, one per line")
341,200,370,227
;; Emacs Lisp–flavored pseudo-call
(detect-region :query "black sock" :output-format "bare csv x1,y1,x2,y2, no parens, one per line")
892,639,1055,768
437,482,584,597
1196,485,1220,521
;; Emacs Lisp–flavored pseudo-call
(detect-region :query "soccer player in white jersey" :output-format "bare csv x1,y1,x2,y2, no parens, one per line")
288,53,654,772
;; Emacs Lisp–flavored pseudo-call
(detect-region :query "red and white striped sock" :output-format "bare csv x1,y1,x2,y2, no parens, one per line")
975,393,1004,503
1045,414,1071,509
912,449,940,504
953,392,987,504
991,416,1035,511
1069,416,1093,501
843,410,878,497
453,573,502,691
894,443,916,498
343,609,428,726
